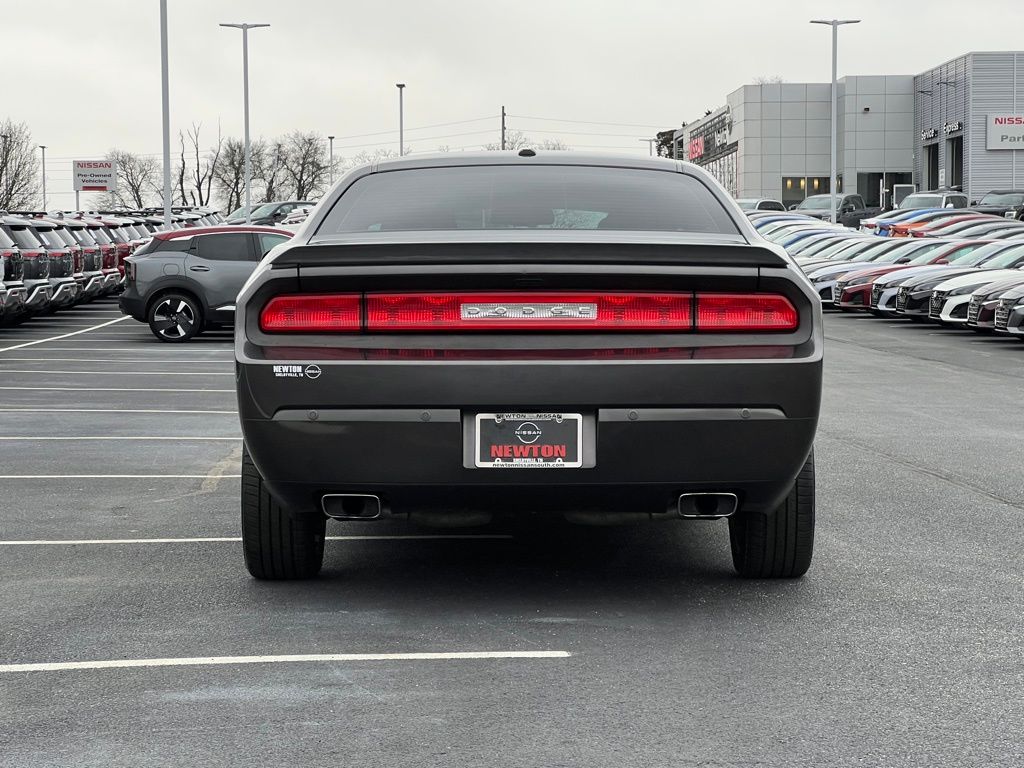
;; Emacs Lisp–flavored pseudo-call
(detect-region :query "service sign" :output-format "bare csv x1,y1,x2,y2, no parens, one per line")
73,159,117,192
986,115,1024,150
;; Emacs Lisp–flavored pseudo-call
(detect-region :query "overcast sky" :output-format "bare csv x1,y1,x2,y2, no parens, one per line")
6,0,1023,204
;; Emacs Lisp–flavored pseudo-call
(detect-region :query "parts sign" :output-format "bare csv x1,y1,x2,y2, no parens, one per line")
73,160,117,192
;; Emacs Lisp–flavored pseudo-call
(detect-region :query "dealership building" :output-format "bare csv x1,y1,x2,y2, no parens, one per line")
675,51,1024,208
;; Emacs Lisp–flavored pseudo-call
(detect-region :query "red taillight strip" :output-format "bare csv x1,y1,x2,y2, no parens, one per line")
695,293,798,332
258,292,799,334
365,292,692,332
260,293,361,333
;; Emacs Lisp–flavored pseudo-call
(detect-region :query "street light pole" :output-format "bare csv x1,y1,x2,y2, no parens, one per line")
160,0,172,224
39,145,47,210
328,135,335,185
221,22,270,224
811,18,860,225
396,83,405,156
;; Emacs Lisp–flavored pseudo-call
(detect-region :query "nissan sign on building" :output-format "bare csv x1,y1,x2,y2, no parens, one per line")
73,159,117,192
987,115,1024,149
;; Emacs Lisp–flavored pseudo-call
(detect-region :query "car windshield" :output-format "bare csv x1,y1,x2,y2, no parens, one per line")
71,228,98,246
249,203,280,219
983,245,1024,268
795,196,834,211
904,243,950,264
735,199,757,210
316,166,739,235
979,192,1024,206
900,194,943,209
850,242,902,262
227,205,255,219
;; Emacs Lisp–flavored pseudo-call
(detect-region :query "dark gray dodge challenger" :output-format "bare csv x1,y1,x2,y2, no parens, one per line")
235,151,822,580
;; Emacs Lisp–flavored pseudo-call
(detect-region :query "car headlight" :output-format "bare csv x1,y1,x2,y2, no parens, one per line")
950,284,984,296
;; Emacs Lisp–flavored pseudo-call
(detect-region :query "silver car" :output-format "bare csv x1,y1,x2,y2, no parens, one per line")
118,225,291,342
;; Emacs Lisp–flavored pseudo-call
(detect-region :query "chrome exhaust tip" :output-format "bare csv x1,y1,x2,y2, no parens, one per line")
321,494,382,520
677,492,738,519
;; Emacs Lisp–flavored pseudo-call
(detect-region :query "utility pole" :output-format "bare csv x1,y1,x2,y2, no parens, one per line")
396,84,406,156
221,22,271,224
160,0,172,223
639,138,655,156
328,135,335,185
501,106,507,150
39,145,47,210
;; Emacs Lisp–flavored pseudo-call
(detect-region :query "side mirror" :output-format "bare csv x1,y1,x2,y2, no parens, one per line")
945,202,954,208
971,200,979,205
936,259,948,264
788,204,798,211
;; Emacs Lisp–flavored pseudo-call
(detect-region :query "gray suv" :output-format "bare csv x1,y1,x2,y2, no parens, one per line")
118,226,291,342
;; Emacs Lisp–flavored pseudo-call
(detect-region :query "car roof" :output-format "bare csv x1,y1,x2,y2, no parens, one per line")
152,225,293,241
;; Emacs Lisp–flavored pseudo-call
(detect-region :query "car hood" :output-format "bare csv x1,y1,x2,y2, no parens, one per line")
835,264,917,283
900,267,982,290
806,261,881,280
970,205,1019,215
934,269,1024,292
973,276,1024,299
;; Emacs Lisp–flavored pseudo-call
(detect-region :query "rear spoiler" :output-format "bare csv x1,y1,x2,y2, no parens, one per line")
273,240,788,269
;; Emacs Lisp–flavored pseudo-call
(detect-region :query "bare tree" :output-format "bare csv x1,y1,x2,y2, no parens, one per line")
0,120,40,209
255,139,289,203
96,150,160,209
213,138,246,212
185,123,223,206
485,131,569,151
753,75,786,84
282,131,331,200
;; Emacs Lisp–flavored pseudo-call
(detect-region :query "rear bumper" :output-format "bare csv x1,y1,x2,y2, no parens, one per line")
238,356,821,518
24,281,53,310
118,292,146,321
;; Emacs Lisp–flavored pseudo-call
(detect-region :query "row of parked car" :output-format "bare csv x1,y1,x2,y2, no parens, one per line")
753,205,1024,338
0,207,224,326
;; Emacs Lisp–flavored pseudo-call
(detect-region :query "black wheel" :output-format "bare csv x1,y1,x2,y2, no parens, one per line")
729,449,815,579
241,447,325,580
148,292,202,343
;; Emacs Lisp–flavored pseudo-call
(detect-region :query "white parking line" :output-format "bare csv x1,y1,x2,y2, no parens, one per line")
12,347,233,353
0,535,513,545
0,408,237,414
0,650,570,674
0,474,242,479
0,387,234,393
0,316,131,353
0,370,233,376
0,436,240,441
0,358,232,364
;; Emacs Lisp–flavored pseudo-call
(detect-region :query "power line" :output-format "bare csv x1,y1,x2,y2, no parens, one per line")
334,129,495,151
509,127,657,138
508,114,670,129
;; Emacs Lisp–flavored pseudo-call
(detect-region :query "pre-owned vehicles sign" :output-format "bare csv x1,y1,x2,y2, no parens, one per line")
73,160,117,192
987,115,1024,149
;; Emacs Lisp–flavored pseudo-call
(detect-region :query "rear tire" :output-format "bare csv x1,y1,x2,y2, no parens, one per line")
729,449,815,578
148,292,202,343
241,447,326,580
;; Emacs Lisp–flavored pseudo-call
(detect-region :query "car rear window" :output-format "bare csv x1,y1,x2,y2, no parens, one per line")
316,166,739,236
0,229,16,248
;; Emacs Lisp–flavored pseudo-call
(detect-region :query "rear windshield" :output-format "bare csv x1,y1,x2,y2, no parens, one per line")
900,194,941,209
316,166,739,236
0,229,16,248
6,227,42,248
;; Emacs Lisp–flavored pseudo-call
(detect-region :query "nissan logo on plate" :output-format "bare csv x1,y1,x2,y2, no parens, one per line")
513,422,543,444
461,302,597,320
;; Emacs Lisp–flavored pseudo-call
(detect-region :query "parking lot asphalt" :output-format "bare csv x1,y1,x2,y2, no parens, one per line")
1,298,1022,767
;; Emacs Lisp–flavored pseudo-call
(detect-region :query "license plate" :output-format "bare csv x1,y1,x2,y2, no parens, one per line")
474,412,583,468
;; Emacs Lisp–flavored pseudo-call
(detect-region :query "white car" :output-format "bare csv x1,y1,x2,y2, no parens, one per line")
929,267,1024,323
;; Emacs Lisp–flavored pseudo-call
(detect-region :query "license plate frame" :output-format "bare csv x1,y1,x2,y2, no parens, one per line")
472,412,584,469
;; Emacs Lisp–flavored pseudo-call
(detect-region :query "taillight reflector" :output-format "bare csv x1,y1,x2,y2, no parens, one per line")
365,292,692,331
695,293,798,331
260,293,361,333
